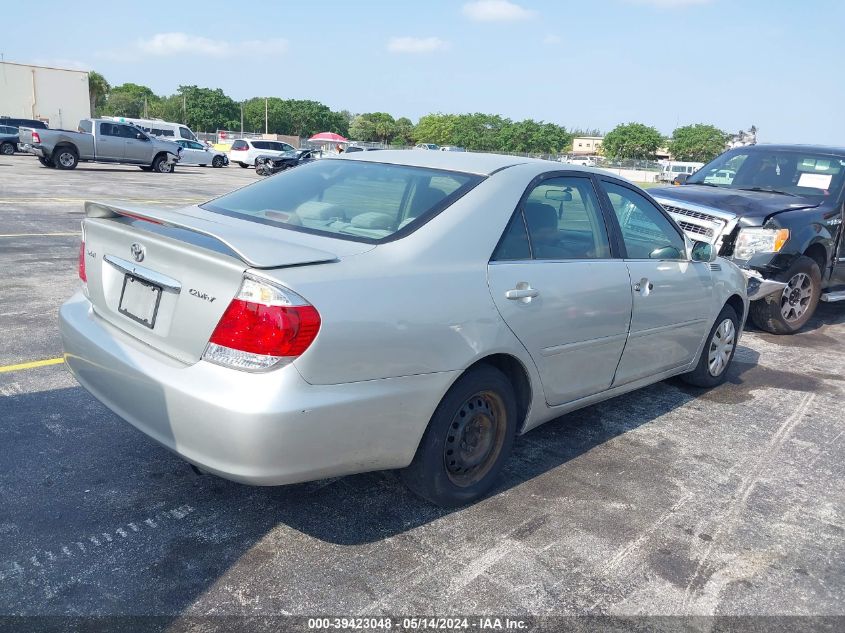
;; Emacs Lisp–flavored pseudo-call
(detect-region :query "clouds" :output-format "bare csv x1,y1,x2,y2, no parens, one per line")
462,0,536,22
387,37,449,54
623,0,712,7
100,32,288,61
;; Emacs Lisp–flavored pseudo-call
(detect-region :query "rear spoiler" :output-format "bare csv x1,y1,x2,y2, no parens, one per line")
85,201,339,269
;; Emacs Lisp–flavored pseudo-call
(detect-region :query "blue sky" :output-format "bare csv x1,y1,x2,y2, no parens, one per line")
2,0,843,144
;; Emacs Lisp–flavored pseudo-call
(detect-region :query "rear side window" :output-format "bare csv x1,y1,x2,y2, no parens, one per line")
202,159,483,243
78,120,93,134
253,141,270,150
179,127,193,139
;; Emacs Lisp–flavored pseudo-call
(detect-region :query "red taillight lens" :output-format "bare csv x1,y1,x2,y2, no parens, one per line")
32,131,41,144
209,300,320,357
204,276,320,371
78,240,87,282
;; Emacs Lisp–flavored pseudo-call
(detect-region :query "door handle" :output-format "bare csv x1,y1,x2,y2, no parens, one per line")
505,283,539,302
634,278,654,295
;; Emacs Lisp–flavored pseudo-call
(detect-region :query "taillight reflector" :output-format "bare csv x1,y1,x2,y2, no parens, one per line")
78,240,87,282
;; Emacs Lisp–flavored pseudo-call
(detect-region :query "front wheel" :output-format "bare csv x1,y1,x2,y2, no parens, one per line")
152,154,174,173
400,365,517,507
212,155,225,168
749,256,821,334
238,162,249,168
0,142,14,156
681,304,739,388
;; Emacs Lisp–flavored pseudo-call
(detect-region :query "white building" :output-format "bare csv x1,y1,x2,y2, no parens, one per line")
0,61,90,129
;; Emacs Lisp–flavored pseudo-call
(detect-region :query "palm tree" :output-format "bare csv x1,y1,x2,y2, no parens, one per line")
88,71,111,117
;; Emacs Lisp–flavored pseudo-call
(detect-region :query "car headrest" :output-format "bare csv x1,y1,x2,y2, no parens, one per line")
523,201,558,232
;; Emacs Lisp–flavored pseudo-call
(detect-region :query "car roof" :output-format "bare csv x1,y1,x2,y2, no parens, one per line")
334,149,556,176
737,143,845,156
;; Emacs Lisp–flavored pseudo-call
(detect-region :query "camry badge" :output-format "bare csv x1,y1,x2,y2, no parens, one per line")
130,243,145,262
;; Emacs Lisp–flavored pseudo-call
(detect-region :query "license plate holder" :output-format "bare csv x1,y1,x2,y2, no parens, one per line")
118,274,162,329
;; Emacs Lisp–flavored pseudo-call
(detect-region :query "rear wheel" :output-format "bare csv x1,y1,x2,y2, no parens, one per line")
0,142,14,155
749,256,821,334
54,147,78,170
138,166,153,171
212,156,225,168
401,365,517,507
38,156,55,168
238,162,249,168
681,304,739,388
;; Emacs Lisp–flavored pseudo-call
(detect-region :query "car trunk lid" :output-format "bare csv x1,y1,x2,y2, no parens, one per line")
81,201,358,364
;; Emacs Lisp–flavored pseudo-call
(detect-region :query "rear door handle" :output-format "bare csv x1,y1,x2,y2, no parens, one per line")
505,283,539,301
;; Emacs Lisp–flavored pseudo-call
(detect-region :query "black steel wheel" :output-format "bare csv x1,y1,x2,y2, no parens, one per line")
401,364,517,507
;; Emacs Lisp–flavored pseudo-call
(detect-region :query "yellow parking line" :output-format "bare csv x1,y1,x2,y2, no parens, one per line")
0,358,65,373
0,232,80,237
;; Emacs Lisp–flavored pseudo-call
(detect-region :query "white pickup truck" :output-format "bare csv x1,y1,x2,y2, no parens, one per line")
20,119,182,172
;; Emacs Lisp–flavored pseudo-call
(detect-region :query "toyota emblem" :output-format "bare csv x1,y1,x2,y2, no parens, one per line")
130,243,145,262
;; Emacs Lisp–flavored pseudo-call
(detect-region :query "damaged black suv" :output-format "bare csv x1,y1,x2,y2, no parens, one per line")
651,145,845,333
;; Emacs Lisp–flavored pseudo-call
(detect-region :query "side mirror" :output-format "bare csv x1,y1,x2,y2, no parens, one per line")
690,240,716,263
136,132,147,141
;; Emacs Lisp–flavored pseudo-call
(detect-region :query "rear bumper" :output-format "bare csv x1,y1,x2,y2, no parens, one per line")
59,292,457,485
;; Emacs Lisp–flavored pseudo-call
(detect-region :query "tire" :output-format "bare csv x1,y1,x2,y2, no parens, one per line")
0,142,14,156
139,166,153,171
54,147,78,170
199,164,207,167
749,255,821,334
400,365,517,507
151,154,174,173
238,162,249,168
681,304,739,388
212,156,225,168
38,156,55,168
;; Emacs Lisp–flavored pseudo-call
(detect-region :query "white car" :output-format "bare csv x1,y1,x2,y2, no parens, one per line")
229,139,296,168
564,156,597,167
174,140,228,168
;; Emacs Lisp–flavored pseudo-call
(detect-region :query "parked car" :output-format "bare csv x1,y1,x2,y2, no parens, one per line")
0,117,47,130
0,125,19,155
658,161,704,183
415,143,440,150
19,119,181,172
254,149,319,176
652,144,845,334
564,156,597,167
672,173,690,185
60,151,747,506
344,145,382,153
440,146,466,152
229,139,296,168
174,139,228,167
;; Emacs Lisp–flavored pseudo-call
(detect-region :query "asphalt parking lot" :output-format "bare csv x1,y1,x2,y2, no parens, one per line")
1,154,843,628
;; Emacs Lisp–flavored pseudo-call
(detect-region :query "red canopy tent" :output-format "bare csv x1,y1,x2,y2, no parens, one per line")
308,132,349,143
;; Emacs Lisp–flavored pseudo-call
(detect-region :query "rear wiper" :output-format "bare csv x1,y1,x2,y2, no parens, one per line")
737,187,797,197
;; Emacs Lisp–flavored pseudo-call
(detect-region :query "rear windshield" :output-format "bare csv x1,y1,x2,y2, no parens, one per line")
202,159,483,243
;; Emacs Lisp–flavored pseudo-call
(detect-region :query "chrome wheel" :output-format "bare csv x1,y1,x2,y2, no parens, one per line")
444,390,507,487
780,272,813,322
58,151,75,167
707,318,736,377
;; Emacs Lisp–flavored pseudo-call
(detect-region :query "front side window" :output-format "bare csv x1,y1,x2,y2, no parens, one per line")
202,159,482,243
100,122,117,137
603,181,686,260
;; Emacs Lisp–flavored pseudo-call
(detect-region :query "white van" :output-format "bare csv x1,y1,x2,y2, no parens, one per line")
659,161,704,182
102,117,198,142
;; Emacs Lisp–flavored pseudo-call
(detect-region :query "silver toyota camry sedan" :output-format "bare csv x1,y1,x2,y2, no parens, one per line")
60,151,748,506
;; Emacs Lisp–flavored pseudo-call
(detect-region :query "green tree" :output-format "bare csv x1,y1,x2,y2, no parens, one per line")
100,83,158,118
668,124,728,162
88,71,110,117
600,122,663,159
243,98,348,138
413,114,457,146
349,114,376,141
175,85,239,132
392,117,414,145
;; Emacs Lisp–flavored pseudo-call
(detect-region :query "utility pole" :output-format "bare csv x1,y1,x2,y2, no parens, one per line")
143,96,148,119
182,93,186,125
264,97,268,135
240,102,244,134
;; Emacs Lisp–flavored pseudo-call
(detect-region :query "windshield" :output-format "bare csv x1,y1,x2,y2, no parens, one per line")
686,149,845,198
202,159,483,243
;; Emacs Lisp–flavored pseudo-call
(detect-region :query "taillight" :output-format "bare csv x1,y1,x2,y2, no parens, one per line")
78,240,87,282
203,275,320,371
32,131,41,144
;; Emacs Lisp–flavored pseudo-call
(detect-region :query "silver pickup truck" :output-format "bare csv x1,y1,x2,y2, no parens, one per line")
20,119,182,172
